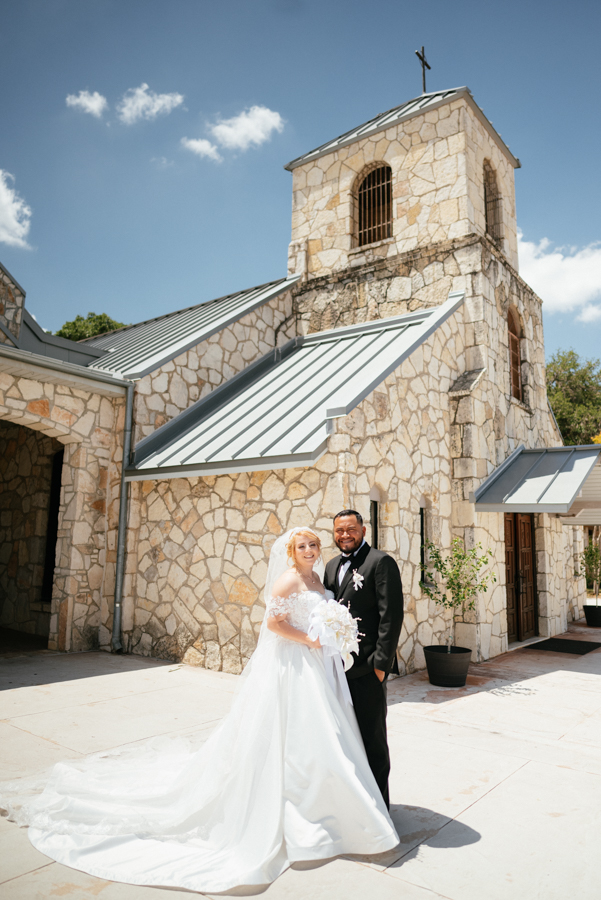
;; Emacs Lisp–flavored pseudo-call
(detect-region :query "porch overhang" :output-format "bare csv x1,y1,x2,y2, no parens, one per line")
471,445,601,520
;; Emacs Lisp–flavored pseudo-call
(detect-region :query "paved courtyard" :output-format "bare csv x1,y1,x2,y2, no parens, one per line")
2,623,601,899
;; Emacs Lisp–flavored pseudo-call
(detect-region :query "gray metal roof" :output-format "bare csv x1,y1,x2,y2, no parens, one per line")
472,445,601,515
284,87,520,171
85,276,299,380
125,291,464,481
560,461,601,525
19,309,107,367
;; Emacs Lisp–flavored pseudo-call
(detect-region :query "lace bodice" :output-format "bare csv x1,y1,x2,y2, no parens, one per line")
266,590,334,633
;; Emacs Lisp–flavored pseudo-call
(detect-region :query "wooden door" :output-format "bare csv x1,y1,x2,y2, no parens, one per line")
504,512,537,642
504,514,518,642
517,513,537,640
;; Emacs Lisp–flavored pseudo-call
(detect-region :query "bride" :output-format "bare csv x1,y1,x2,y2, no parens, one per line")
0,527,399,893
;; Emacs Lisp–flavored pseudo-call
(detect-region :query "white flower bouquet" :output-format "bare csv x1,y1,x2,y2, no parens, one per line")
307,599,362,671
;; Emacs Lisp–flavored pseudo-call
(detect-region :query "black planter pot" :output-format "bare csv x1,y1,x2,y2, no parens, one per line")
583,605,601,627
424,645,472,687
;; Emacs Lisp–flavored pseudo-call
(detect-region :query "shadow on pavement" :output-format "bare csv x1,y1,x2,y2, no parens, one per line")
386,621,601,708
0,647,173,691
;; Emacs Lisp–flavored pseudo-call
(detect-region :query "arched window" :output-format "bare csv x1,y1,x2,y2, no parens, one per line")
356,164,392,247
483,161,503,244
508,309,522,401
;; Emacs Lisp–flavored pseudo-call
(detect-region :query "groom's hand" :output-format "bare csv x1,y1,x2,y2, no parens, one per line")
374,668,385,682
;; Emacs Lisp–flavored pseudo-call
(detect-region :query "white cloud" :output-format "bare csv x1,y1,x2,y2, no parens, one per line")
151,156,174,169
518,231,601,322
209,105,284,151
180,137,222,162
0,170,32,249
65,90,108,118
117,83,184,125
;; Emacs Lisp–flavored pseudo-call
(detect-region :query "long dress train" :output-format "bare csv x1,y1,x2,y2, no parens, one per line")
0,589,399,893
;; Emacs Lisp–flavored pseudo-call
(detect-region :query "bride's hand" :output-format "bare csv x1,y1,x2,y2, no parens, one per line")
308,636,321,649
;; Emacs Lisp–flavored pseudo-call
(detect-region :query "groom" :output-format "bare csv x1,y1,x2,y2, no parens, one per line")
324,509,404,808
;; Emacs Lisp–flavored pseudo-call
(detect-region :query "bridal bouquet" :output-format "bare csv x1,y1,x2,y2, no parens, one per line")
307,599,362,671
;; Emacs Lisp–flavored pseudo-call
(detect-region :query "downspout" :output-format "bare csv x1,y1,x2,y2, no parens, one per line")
112,380,134,652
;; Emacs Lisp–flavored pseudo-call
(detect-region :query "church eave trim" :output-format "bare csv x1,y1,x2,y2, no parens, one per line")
124,443,328,482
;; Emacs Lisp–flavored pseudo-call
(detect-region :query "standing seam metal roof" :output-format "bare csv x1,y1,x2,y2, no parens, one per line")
473,445,601,515
85,276,298,380
284,86,519,171
125,291,465,480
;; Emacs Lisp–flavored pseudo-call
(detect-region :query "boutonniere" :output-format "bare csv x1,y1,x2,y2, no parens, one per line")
352,570,364,592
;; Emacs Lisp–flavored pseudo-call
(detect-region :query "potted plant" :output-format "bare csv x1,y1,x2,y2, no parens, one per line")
579,528,601,627
420,537,496,687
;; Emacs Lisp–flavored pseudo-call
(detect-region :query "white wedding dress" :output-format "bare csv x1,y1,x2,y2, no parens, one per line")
0,585,399,893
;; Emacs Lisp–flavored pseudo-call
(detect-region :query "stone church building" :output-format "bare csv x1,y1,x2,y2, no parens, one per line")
2,86,600,674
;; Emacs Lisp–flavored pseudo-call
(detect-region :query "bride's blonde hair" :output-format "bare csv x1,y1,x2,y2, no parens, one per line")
286,529,322,565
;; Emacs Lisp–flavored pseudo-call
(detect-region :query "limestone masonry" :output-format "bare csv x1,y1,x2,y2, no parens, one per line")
0,87,588,672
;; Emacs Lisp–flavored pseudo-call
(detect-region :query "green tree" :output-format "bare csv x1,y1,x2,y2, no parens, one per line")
546,349,601,445
55,312,127,342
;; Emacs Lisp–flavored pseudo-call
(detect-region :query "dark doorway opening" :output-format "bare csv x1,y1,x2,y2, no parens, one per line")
41,448,64,603
0,421,63,644
504,512,538,642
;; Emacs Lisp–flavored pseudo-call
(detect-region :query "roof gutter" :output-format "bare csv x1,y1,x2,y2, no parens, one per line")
111,379,134,652
0,343,130,397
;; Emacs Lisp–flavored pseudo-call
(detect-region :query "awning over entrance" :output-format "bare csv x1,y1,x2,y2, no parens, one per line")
472,445,601,520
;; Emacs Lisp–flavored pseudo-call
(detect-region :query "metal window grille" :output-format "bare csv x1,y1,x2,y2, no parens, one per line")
508,313,522,400
420,507,426,577
357,165,392,247
370,499,379,549
483,163,503,244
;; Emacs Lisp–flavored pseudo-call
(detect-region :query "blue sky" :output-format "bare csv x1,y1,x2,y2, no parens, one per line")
1,0,600,360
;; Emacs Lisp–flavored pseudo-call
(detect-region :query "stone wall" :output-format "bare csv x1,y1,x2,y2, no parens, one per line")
295,235,478,335
0,421,63,636
119,232,586,672
118,306,468,675
0,368,124,652
288,95,518,281
536,517,586,634
133,290,296,442
0,265,25,346
442,240,585,657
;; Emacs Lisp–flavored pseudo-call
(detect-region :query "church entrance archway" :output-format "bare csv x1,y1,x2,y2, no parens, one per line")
504,512,538,642
0,420,64,648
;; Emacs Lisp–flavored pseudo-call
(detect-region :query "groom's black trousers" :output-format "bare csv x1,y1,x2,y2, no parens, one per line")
348,670,390,808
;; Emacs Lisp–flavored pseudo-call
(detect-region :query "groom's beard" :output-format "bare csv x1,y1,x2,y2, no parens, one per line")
335,537,363,554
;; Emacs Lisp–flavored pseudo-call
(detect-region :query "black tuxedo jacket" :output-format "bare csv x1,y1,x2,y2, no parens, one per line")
324,543,404,681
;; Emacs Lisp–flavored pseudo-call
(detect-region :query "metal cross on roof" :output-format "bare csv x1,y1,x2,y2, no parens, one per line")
415,46,431,94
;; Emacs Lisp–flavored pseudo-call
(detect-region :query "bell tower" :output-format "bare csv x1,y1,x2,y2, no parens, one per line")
285,87,520,280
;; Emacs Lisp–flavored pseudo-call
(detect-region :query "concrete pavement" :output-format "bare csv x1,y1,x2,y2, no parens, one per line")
2,623,601,899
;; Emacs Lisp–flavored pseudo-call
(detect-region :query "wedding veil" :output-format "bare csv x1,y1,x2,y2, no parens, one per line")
257,527,325,648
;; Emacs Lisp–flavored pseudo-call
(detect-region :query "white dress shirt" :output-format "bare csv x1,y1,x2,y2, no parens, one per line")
338,539,366,585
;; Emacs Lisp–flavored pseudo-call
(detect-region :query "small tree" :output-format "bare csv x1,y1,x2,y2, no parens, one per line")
420,537,497,651
56,312,127,342
546,349,601,445
579,528,601,604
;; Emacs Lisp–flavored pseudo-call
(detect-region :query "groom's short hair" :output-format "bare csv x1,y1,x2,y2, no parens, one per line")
333,509,363,525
